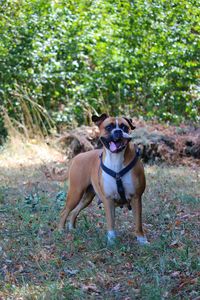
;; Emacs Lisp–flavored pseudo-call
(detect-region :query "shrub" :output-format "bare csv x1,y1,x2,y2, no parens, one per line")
0,0,199,139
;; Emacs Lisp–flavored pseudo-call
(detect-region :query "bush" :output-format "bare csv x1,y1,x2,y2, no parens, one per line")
0,0,199,139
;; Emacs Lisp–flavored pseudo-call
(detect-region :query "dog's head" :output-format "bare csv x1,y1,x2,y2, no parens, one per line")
92,114,135,153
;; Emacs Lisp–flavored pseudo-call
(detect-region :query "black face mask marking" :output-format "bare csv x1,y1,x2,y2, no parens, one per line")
105,123,129,134
105,123,115,132
119,123,129,133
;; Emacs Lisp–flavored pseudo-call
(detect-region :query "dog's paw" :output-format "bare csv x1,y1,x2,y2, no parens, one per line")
137,236,150,245
107,230,117,246
68,222,75,231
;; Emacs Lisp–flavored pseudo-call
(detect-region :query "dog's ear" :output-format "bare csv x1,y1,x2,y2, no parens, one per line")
123,117,136,130
92,113,109,127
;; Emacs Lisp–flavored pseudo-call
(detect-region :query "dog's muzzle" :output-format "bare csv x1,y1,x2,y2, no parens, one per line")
112,129,123,141
100,129,132,153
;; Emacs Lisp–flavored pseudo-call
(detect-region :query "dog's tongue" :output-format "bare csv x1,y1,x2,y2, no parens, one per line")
110,141,117,152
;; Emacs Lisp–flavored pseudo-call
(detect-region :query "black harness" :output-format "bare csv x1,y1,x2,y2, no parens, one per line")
99,148,140,210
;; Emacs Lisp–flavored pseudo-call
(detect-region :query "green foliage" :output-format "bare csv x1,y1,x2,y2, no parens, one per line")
0,0,199,138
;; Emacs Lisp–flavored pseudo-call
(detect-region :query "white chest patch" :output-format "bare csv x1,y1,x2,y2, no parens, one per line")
102,150,135,200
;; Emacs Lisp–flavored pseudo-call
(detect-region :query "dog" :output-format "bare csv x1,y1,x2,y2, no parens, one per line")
58,114,149,245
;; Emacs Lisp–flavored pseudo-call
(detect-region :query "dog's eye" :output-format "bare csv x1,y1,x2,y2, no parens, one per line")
119,124,129,133
105,123,115,132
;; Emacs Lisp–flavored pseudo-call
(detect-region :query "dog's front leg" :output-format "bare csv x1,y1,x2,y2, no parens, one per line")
131,195,149,245
103,198,116,245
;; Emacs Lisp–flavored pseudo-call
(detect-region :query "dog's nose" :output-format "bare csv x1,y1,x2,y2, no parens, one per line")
112,129,123,140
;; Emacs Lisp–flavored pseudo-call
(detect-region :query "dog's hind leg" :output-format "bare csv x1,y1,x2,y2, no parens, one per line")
58,187,84,231
69,185,95,230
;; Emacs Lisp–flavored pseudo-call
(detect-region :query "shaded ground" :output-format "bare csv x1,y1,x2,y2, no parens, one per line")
0,138,200,299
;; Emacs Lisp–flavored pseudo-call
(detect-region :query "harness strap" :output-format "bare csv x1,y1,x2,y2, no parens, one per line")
99,148,140,209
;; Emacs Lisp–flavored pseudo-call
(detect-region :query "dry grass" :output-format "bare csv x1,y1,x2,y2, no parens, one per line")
0,136,64,186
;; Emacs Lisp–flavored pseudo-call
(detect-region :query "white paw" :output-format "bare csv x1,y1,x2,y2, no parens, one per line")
68,222,75,231
137,236,150,245
107,230,117,245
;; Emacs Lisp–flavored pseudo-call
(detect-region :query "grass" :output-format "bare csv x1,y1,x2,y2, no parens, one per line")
0,140,199,299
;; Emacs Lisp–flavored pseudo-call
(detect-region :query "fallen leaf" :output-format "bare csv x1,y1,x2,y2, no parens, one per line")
171,271,181,278
169,240,182,248
111,283,121,292
14,264,24,274
88,261,96,268
172,277,198,294
125,262,133,270
82,283,100,293
63,268,79,276
175,220,181,226
127,280,135,286
179,278,197,289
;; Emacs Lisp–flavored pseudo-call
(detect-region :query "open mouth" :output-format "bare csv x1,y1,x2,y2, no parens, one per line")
100,132,132,153
109,139,128,153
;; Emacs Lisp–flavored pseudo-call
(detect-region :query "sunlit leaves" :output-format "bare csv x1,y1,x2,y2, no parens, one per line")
0,0,199,137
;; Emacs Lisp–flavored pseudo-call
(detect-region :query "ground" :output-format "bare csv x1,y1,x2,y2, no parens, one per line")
0,138,199,299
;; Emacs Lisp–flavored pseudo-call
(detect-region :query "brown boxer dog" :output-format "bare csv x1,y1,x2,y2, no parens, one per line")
58,114,149,245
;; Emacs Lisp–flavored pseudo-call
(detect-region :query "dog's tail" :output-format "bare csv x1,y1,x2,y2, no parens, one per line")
43,165,69,182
